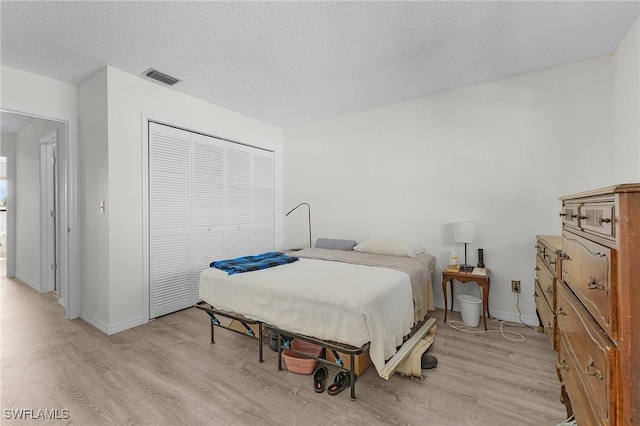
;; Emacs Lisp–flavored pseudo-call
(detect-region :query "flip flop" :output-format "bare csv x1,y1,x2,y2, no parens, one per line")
313,366,328,393
327,371,351,396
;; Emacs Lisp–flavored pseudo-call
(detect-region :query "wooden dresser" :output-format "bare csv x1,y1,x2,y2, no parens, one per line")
557,184,640,426
534,235,562,350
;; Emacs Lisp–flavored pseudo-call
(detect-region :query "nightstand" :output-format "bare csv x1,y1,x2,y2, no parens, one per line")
442,268,491,330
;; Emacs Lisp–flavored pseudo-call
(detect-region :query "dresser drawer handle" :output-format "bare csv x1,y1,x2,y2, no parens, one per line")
549,259,556,265
545,286,552,293
556,307,566,316
535,266,540,271
559,212,566,217
561,253,570,261
557,358,569,371
587,277,605,291
579,215,587,220
598,217,611,224
584,357,604,380
571,214,578,219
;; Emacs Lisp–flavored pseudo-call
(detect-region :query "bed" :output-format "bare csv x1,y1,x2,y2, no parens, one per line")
198,246,436,379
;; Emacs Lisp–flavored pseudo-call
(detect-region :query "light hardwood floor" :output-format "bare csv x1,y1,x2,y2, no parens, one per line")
1,269,567,425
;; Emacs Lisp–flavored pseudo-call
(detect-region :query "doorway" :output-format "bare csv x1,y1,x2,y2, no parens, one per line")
1,113,63,302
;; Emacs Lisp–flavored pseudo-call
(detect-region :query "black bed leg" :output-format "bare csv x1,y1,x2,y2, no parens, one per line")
210,319,215,344
350,353,356,401
258,323,264,363
277,334,283,371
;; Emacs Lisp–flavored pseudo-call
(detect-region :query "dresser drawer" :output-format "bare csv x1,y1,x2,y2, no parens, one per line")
558,334,605,426
580,203,614,238
534,279,555,348
536,235,563,279
557,282,616,426
561,204,581,228
536,257,555,309
562,231,617,339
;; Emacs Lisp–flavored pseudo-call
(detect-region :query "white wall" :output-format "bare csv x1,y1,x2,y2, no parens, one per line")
78,66,283,333
283,57,614,324
78,68,110,327
1,65,79,318
14,119,66,291
613,18,640,183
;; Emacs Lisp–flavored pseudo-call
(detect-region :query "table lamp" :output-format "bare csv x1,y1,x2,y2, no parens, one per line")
454,221,476,270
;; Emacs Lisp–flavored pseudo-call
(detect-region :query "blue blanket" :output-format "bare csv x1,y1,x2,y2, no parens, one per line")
211,251,299,275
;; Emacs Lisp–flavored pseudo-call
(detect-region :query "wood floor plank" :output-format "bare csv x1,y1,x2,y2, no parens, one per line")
1,272,567,425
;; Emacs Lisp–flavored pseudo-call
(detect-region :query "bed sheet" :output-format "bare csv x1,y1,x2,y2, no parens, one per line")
199,257,414,375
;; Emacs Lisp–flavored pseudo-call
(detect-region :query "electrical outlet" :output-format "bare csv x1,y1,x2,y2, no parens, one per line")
511,280,521,293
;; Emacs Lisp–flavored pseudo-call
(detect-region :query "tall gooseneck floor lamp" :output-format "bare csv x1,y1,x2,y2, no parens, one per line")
454,221,476,267
285,202,312,248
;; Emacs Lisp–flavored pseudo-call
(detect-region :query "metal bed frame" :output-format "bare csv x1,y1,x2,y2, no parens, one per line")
265,323,369,401
195,301,265,363
196,301,369,401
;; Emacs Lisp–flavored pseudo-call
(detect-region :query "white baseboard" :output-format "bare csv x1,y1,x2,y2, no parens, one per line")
107,316,147,335
79,310,109,334
434,301,538,327
79,310,148,336
15,273,40,292
487,308,538,327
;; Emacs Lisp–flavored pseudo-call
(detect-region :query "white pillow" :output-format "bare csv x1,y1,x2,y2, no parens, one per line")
353,239,425,257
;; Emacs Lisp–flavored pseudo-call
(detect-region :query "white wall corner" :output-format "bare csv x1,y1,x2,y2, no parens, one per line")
106,316,148,335
79,310,110,335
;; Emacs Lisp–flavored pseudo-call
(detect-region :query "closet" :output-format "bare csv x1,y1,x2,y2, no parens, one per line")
148,122,274,318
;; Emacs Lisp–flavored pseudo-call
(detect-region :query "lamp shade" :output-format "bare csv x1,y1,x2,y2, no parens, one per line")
454,221,476,243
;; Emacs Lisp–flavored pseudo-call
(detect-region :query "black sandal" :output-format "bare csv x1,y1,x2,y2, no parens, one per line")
327,371,351,396
313,366,328,393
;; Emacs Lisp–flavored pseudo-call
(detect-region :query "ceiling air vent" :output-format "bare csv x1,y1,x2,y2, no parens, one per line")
142,68,181,86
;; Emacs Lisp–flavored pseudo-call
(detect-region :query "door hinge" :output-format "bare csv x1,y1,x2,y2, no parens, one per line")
50,210,56,218
50,263,57,271
50,156,56,165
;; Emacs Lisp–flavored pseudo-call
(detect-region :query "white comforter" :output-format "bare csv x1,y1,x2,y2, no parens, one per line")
199,258,415,375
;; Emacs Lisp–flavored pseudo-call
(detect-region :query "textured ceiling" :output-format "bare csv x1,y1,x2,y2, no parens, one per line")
1,1,639,127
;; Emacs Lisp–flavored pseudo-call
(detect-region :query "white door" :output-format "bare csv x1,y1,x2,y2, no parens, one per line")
191,133,225,304
148,122,275,318
251,151,275,253
225,146,252,257
149,123,192,318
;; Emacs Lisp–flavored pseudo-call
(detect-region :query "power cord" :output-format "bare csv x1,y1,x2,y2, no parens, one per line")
478,286,535,329
446,319,526,342
555,415,576,426
446,287,536,342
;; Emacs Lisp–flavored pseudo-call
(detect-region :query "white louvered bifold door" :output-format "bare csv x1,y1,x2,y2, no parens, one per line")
149,123,192,318
252,151,275,253
149,122,274,318
191,134,225,303
225,146,252,258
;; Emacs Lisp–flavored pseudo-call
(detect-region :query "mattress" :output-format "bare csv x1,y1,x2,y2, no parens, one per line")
199,249,435,375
